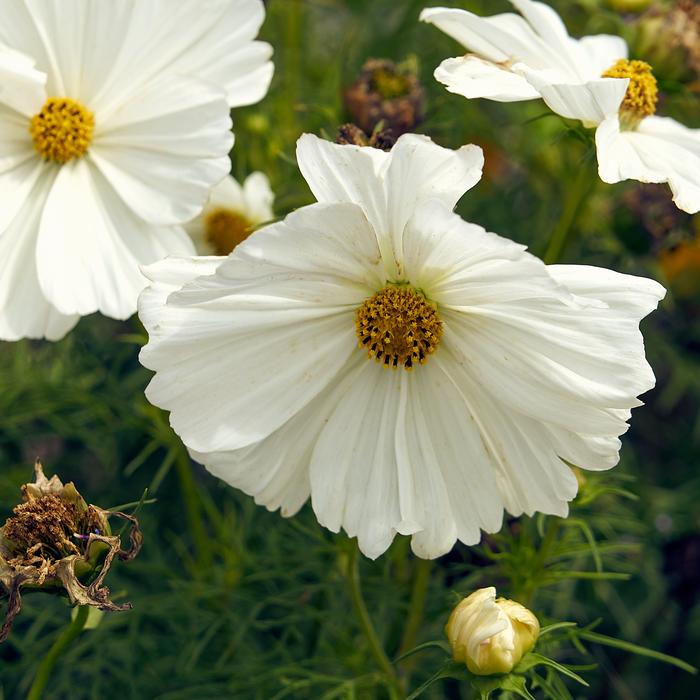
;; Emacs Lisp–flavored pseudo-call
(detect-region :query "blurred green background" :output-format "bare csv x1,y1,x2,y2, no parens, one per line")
1,0,699,697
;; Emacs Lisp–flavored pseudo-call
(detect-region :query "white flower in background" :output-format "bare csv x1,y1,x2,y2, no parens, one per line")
421,0,700,213
138,133,664,560
446,587,540,675
186,173,274,256
0,0,274,342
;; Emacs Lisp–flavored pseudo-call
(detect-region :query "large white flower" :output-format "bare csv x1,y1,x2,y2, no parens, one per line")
0,0,273,341
185,173,274,256
139,134,664,560
421,0,700,213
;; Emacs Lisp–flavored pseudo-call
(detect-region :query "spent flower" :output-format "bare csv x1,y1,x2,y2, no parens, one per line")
0,462,142,642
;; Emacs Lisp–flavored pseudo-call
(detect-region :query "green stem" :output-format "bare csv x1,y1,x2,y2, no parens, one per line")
399,558,433,655
543,154,597,264
347,544,401,698
27,605,90,700
174,447,212,569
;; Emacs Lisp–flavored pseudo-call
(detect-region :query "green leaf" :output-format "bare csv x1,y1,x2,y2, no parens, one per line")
577,631,698,674
516,653,589,687
393,640,451,664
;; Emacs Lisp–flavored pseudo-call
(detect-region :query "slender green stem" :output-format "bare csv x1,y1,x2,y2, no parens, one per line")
543,154,597,264
174,447,212,569
27,605,90,700
399,558,433,657
347,544,401,698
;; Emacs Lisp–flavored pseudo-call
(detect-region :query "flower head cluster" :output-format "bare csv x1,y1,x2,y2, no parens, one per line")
0,0,273,341
421,0,700,213
138,133,664,560
0,463,142,642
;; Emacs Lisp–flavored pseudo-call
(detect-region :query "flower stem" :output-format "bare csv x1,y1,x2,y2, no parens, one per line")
174,447,212,570
543,152,597,264
27,605,90,700
347,543,401,698
398,558,433,672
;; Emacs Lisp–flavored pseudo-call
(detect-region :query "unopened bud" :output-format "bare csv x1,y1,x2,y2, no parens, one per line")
446,587,540,675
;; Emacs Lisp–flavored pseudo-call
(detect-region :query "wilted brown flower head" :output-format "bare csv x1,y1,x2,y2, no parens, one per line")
0,462,142,642
343,58,425,137
335,122,396,151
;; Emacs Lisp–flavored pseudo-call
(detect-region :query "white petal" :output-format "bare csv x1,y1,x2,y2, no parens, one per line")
396,361,504,558
578,34,628,74
434,55,540,102
140,203,380,454
36,159,193,319
242,172,274,222
0,171,79,341
596,115,700,214
296,133,391,236
0,46,46,115
190,363,366,519
138,255,224,336
296,133,483,274
520,69,627,125
437,352,578,518
91,74,233,226
310,360,403,560
383,134,484,255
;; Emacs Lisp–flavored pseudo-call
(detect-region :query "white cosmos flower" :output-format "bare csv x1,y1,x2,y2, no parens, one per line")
185,173,274,256
421,0,700,213
138,133,664,560
0,0,274,342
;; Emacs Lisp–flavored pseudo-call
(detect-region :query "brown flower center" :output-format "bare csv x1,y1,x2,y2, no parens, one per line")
355,286,443,370
602,59,658,128
30,97,95,163
204,208,254,256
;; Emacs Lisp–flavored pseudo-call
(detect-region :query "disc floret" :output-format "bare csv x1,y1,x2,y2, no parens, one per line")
355,285,443,370
602,59,658,129
30,97,95,164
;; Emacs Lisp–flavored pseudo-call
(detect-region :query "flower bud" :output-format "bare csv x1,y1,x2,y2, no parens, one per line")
446,587,540,675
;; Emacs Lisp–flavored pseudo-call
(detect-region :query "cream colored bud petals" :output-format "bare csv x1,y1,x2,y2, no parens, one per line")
446,588,540,675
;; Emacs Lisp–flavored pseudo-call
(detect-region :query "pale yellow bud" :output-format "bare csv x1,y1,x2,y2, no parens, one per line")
445,587,540,676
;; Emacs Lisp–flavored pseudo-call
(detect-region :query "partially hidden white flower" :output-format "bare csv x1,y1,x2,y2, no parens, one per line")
138,133,665,560
421,0,700,213
446,587,540,675
185,173,274,256
0,0,274,341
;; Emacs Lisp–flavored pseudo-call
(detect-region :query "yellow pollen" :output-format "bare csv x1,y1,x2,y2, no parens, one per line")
602,59,658,127
204,208,254,256
30,97,95,164
355,286,443,370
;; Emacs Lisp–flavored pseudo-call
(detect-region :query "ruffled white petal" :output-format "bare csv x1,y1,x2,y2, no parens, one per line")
0,171,79,341
434,55,540,102
36,159,194,319
596,115,700,214
140,202,379,454
296,133,483,274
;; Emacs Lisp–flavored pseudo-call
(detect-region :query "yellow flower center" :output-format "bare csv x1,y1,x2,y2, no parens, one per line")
204,208,254,256
602,59,658,128
29,97,95,164
355,286,443,370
